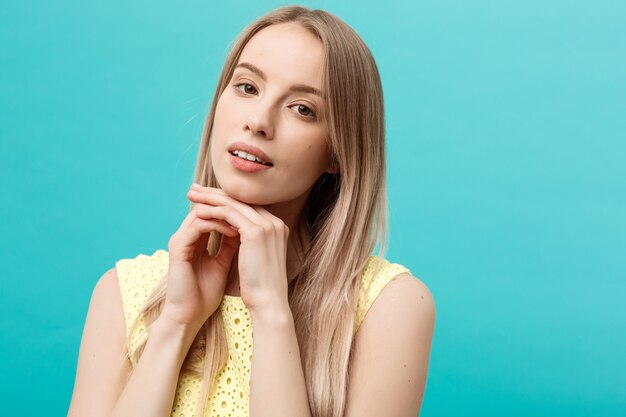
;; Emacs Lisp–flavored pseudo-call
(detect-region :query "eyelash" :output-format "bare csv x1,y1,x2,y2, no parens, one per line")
232,82,318,120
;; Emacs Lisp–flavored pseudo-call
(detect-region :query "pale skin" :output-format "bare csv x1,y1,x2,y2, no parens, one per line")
67,22,435,417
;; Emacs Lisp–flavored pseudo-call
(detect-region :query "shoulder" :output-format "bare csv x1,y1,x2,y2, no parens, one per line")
346,266,435,416
373,271,436,329
360,263,436,336
89,266,126,341
90,266,122,312
94,266,121,299
67,267,131,416
113,249,169,336
356,256,434,332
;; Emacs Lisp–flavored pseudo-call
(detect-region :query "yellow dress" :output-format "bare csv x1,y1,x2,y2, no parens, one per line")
115,249,411,417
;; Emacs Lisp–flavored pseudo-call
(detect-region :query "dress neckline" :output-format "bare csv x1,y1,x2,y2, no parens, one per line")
222,294,246,306
223,294,242,299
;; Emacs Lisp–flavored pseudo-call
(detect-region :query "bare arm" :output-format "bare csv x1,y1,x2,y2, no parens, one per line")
66,268,130,417
248,301,312,417
67,267,202,417
344,273,436,417
247,273,435,417
67,184,239,416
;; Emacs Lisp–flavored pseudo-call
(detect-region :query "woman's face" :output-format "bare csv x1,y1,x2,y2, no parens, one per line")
210,22,335,208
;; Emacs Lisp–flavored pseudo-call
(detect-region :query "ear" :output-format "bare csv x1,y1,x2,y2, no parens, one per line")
326,155,339,174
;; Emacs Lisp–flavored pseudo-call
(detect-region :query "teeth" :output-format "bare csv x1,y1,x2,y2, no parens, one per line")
232,150,270,166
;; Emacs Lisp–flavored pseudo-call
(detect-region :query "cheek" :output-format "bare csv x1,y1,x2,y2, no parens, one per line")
210,96,237,159
306,134,331,165
285,138,330,174
213,96,235,131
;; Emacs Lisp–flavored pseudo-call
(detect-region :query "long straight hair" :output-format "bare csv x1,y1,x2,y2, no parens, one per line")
124,6,388,417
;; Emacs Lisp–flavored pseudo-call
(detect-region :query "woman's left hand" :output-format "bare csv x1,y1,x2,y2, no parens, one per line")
187,184,290,315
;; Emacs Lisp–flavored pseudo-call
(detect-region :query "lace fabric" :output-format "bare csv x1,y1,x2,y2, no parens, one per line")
115,249,410,417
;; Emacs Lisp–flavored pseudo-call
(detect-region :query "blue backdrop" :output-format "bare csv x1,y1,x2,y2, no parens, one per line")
1,0,625,415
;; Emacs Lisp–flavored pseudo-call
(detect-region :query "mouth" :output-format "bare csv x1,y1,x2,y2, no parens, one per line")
229,150,273,167
228,152,273,173
227,141,274,166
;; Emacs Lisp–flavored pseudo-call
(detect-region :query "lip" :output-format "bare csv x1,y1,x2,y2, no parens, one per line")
227,141,273,165
229,153,273,173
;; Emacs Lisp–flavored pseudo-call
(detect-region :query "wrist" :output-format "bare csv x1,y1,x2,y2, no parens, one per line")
250,299,293,328
150,315,203,351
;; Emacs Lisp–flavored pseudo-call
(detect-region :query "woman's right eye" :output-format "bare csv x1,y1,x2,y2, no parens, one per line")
234,83,257,95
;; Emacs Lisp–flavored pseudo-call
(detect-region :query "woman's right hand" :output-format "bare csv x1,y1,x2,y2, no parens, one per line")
161,185,241,329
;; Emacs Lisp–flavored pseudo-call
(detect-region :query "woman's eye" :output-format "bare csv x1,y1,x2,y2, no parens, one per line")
234,83,257,95
234,82,316,120
290,104,317,119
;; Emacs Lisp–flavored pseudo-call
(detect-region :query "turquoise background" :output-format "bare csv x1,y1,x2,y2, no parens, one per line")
1,0,624,415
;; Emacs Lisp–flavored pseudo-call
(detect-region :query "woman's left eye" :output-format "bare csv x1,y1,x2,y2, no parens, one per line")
289,104,317,119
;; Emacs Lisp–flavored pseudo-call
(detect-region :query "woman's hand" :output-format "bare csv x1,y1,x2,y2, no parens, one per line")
186,184,290,315
162,184,241,329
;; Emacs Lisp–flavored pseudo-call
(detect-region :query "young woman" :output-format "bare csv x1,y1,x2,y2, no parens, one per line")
67,5,435,417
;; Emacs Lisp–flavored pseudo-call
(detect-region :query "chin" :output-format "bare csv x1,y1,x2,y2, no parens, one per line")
218,180,276,206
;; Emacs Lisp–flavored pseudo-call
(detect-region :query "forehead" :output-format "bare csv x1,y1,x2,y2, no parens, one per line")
237,23,324,90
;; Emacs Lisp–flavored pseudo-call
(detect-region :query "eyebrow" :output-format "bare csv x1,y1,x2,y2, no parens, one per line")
234,62,325,99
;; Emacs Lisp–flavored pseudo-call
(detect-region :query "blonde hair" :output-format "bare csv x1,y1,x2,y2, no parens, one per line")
125,5,388,417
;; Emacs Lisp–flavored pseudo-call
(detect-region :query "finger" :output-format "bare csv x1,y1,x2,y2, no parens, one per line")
177,205,199,231
251,205,289,256
192,217,238,239
252,205,289,233
192,204,238,231
178,192,222,231
187,187,259,217
170,216,238,261
174,215,238,246
187,188,270,227
192,204,258,237
190,183,226,193
193,218,238,258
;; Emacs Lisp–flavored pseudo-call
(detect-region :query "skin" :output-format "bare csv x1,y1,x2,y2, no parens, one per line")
67,20,435,417
157,21,339,328
202,21,338,300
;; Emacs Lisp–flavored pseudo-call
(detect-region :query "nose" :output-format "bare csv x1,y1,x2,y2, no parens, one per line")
244,102,274,139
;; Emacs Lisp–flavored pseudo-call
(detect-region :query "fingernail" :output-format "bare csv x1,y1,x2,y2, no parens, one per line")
191,183,201,188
